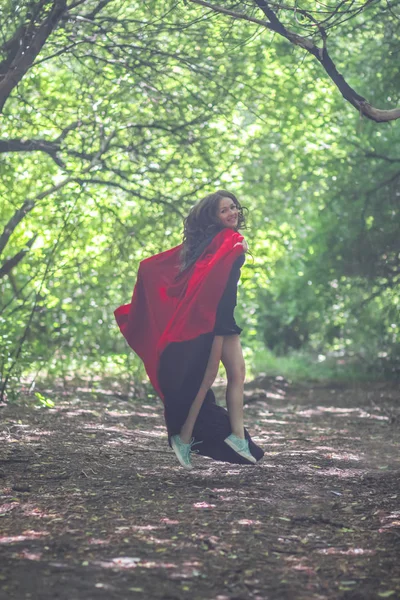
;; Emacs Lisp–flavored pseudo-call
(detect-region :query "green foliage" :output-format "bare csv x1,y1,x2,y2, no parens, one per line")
0,0,399,399
250,347,377,383
34,392,55,408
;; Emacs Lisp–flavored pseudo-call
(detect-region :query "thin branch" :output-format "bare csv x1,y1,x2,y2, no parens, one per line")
188,0,273,28
0,192,80,401
358,275,400,309
0,200,37,257
0,236,38,279
0,174,77,257
74,178,185,217
364,152,400,164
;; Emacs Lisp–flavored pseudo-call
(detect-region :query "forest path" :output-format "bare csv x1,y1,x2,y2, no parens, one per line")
0,379,399,600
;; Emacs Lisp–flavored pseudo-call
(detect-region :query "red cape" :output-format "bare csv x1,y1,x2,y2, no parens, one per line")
114,228,244,398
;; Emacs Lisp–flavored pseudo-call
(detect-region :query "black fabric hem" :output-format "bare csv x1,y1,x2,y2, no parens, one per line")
213,325,242,336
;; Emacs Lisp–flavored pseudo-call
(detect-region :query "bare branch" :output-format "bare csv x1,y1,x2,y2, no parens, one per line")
0,0,68,113
0,235,38,279
0,138,65,167
189,0,400,122
83,0,114,20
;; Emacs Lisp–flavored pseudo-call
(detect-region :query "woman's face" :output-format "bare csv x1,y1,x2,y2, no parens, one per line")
216,197,239,229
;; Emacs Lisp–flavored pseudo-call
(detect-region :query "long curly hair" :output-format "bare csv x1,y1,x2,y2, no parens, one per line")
180,190,246,271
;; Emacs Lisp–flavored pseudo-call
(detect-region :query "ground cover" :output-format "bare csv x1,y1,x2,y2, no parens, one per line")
0,378,399,600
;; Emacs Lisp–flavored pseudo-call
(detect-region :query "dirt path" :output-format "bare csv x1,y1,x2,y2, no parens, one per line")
0,378,399,600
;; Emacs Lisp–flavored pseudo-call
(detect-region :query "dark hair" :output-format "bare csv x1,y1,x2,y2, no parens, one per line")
180,190,246,271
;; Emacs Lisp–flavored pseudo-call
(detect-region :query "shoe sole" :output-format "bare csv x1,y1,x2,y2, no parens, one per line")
171,438,193,470
224,438,257,464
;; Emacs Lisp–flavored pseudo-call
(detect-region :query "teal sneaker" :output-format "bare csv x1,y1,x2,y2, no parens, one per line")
170,435,197,470
224,433,257,464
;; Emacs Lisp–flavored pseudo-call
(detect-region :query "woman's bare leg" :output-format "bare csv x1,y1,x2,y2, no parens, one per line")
179,335,224,444
221,335,246,439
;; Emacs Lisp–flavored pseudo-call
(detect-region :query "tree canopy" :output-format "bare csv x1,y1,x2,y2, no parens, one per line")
1,0,399,398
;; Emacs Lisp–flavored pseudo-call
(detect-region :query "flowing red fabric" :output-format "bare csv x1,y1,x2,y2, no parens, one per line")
114,228,244,398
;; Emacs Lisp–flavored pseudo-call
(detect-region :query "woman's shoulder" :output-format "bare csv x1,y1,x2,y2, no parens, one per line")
205,229,245,265
213,227,244,247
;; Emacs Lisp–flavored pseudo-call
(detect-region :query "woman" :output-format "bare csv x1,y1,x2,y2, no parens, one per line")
114,190,264,470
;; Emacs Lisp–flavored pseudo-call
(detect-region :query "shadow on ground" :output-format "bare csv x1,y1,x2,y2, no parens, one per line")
0,378,399,600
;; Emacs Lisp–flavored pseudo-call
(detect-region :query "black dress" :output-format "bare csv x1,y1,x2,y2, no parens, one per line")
214,254,245,336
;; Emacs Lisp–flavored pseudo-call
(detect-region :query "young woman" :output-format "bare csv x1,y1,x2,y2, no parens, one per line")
115,190,264,470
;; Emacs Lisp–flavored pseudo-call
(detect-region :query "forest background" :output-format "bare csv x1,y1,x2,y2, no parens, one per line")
1,0,399,402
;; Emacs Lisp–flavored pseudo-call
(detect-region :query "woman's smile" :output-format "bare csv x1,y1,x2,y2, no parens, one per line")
218,197,239,229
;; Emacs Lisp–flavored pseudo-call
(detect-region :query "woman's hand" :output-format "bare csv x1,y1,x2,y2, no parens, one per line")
234,238,248,252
